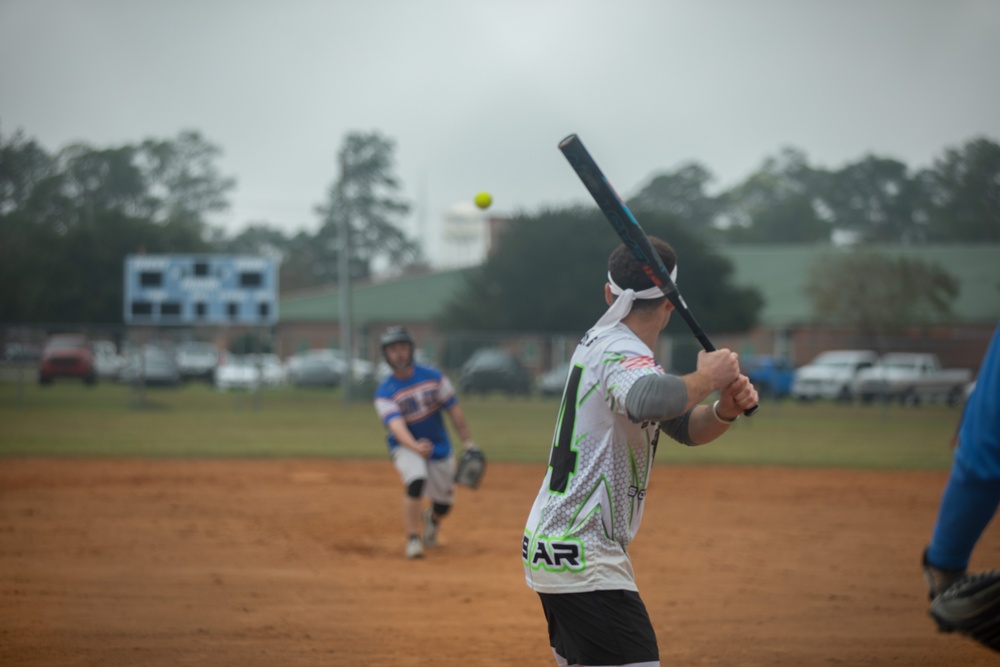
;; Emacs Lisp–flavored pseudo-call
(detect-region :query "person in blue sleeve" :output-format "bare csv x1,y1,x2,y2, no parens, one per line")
373,326,477,559
923,319,1000,652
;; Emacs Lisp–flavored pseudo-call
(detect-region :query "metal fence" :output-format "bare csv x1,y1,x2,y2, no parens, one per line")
3,322,994,384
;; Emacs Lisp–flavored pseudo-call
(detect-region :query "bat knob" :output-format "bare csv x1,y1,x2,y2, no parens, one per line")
743,404,760,417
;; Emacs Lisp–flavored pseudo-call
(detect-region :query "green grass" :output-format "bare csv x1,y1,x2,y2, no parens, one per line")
0,377,963,469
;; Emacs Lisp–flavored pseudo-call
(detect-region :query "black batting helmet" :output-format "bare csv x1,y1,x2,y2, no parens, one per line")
380,326,414,350
380,326,415,368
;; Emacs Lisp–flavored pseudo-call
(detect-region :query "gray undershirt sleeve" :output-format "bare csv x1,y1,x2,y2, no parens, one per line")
660,410,696,447
625,373,697,446
625,373,688,422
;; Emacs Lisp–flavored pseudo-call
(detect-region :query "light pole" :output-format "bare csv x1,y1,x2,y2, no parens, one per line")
338,157,353,403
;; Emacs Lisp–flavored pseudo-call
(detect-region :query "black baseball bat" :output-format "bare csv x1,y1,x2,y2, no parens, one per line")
558,133,759,416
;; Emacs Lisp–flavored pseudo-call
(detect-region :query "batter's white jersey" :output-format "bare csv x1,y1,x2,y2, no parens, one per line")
523,323,666,594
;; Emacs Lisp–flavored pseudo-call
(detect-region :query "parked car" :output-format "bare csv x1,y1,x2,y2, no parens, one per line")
852,352,973,406
286,350,343,387
4,342,41,363
175,341,221,382
215,354,258,391
118,344,181,386
790,349,877,402
215,353,285,390
38,334,97,386
327,350,376,384
537,362,572,397
743,354,795,398
257,354,288,386
92,340,125,379
459,348,531,395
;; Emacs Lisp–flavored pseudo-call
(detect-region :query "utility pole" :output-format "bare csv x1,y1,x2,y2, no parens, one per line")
338,154,353,402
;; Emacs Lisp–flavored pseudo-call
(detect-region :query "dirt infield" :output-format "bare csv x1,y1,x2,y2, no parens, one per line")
2,459,999,666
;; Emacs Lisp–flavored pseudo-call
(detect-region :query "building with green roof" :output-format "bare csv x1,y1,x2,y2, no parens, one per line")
722,244,999,329
275,244,1000,373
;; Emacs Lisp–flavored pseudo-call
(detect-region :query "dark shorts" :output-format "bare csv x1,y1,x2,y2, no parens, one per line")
538,590,659,665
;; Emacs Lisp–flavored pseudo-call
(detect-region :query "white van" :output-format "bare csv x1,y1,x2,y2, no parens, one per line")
790,350,878,401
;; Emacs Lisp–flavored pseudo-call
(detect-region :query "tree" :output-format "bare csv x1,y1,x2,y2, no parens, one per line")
723,192,831,244
919,137,1000,243
140,131,236,232
208,223,287,260
438,206,762,335
718,147,831,243
209,132,426,294
0,127,56,216
804,252,959,340
628,161,721,233
820,155,923,243
311,131,420,285
208,223,364,293
59,143,152,225
0,129,232,323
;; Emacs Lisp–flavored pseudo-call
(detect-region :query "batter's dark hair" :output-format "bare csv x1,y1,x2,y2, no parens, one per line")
607,237,676,312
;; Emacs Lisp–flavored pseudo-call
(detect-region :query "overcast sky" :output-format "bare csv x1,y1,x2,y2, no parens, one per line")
2,0,999,266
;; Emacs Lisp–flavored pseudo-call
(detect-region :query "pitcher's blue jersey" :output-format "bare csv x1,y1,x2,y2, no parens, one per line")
374,365,458,460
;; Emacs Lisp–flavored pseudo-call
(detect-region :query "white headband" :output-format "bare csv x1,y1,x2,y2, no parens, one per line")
590,264,678,337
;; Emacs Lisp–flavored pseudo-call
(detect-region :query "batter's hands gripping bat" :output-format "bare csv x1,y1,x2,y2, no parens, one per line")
558,133,759,416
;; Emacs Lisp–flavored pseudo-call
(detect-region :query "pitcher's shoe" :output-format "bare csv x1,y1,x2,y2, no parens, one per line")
406,535,424,559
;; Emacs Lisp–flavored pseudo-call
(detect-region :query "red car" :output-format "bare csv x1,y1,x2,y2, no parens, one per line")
38,334,97,385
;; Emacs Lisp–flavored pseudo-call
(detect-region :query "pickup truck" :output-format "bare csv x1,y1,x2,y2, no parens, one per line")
790,349,878,402
852,352,972,406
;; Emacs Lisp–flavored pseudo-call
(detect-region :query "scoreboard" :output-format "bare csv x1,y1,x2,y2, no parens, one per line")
123,254,278,326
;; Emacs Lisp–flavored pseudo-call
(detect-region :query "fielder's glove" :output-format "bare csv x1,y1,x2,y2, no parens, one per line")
455,445,486,489
929,569,1000,653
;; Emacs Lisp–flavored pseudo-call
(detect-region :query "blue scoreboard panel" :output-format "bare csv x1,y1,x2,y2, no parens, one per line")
123,255,278,326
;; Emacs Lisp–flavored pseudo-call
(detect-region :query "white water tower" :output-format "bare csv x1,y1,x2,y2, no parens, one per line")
441,201,487,267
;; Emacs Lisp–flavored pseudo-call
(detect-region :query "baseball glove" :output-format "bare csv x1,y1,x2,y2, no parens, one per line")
455,445,486,489
930,569,1000,652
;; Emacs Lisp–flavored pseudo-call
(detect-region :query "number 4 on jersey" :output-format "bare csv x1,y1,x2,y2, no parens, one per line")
548,365,583,494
